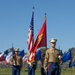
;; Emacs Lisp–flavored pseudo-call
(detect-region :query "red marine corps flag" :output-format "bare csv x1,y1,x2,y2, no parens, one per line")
33,15,47,53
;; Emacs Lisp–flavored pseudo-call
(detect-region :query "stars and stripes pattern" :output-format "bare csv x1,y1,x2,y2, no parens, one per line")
27,11,34,53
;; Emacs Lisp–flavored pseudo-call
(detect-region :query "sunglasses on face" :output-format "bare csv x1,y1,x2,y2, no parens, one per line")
51,42,56,44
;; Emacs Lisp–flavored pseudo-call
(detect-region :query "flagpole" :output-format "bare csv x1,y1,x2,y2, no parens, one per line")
45,13,47,49
32,7,34,45
32,7,35,41
32,7,35,11
44,13,48,75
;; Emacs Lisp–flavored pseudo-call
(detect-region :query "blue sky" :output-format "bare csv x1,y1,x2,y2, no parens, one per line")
0,0,75,53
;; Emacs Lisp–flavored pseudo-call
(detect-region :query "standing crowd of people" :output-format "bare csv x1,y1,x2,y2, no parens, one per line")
9,38,62,75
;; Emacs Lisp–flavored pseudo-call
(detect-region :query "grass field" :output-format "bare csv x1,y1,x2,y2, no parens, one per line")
0,68,75,75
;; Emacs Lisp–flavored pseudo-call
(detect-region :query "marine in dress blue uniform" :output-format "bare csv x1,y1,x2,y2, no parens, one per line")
10,48,23,75
44,38,62,75
41,54,46,75
27,53,37,75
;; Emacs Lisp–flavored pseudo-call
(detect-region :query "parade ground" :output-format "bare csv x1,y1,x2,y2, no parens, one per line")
0,68,75,75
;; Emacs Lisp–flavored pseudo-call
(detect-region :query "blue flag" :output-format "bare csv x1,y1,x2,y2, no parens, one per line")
62,50,72,62
36,50,41,61
62,52,67,62
66,50,72,61
19,50,24,58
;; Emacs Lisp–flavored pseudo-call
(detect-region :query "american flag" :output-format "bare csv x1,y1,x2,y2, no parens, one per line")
27,11,34,53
